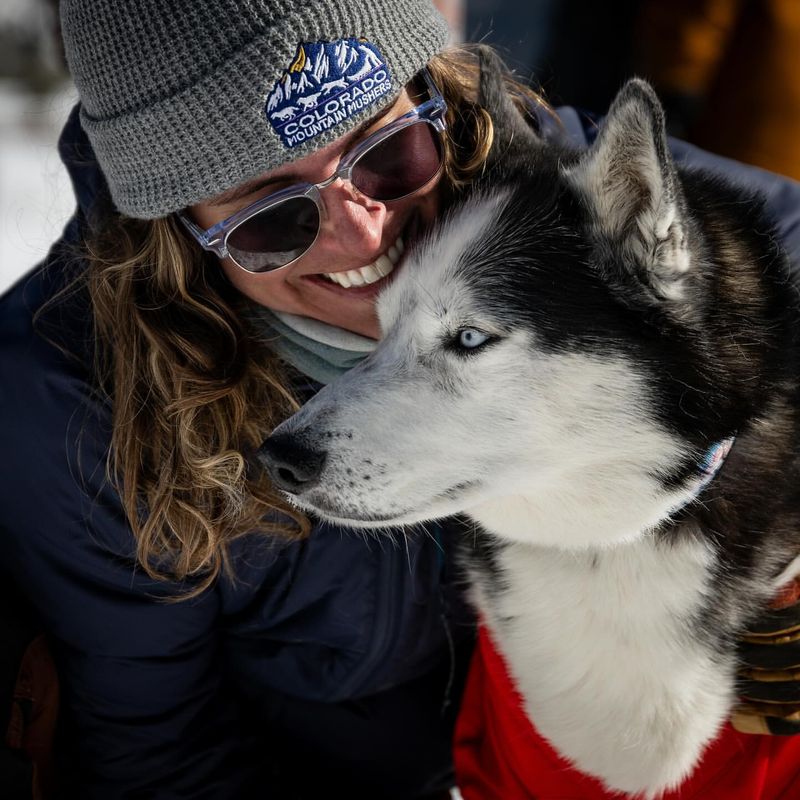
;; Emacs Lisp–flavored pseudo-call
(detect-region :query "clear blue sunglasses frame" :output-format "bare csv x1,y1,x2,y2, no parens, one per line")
178,68,447,273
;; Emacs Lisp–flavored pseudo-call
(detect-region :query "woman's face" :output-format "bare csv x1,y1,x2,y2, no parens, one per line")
190,89,442,340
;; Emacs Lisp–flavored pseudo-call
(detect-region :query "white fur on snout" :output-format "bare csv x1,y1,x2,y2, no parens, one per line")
302,339,695,547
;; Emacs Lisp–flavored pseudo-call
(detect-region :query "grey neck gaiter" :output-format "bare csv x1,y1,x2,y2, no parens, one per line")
248,305,376,385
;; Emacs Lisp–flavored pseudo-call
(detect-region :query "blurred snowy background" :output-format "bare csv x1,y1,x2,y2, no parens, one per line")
0,0,75,295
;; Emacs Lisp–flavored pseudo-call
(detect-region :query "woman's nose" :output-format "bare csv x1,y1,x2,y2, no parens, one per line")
315,179,387,258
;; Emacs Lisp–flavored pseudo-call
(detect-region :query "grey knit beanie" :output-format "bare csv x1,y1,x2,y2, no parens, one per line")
60,0,449,219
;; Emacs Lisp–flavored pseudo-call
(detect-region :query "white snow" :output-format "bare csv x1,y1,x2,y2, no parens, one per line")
0,0,39,30
0,80,77,295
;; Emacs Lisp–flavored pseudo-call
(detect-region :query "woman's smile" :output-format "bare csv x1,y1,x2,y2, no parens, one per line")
316,233,404,289
190,90,441,339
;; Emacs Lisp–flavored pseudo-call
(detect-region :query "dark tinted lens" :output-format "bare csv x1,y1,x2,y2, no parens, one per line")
226,196,320,272
352,121,443,201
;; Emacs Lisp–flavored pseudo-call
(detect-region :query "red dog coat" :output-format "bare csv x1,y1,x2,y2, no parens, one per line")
454,627,800,799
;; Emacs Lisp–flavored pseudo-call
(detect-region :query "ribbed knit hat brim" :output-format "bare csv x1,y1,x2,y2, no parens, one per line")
60,0,449,218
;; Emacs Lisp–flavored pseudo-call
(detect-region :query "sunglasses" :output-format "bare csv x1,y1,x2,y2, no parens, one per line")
179,69,447,274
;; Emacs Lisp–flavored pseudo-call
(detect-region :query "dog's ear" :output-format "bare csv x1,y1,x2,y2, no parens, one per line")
477,45,540,164
570,79,690,301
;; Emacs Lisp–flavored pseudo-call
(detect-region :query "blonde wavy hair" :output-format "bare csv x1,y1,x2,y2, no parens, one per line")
80,45,550,598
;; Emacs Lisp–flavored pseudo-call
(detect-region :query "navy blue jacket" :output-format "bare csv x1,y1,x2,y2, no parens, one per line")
0,107,473,799
2,105,800,799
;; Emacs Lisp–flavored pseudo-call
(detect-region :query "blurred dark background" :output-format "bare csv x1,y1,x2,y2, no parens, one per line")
465,0,800,181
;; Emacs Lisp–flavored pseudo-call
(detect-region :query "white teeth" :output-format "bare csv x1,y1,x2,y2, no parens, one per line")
361,265,381,283
374,255,394,276
324,235,405,288
346,269,365,286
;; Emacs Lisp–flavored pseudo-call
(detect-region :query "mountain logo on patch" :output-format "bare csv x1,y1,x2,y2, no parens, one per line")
265,38,393,148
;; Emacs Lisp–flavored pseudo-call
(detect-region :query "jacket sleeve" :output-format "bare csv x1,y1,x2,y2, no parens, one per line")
0,268,260,798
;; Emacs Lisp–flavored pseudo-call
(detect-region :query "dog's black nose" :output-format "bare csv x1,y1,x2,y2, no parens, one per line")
257,433,326,493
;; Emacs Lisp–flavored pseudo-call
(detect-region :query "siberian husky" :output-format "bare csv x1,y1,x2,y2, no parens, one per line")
259,49,800,797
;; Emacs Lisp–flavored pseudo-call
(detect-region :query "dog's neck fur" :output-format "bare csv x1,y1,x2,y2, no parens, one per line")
469,529,730,798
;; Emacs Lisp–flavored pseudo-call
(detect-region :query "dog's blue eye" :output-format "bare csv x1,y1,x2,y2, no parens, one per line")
458,328,490,349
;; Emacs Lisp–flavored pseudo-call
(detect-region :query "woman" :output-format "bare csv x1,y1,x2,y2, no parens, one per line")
2,1,800,798
1,4,482,797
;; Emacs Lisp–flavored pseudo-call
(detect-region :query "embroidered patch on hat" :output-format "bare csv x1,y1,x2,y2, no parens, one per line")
265,38,393,148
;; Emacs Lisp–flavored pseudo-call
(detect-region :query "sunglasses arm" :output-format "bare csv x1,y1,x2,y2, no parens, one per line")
421,68,446,117
176,211,228,258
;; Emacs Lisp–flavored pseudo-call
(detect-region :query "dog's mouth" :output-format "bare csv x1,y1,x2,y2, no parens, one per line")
293,478,484,528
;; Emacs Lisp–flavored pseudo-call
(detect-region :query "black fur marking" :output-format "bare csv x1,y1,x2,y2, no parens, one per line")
455,514,511,602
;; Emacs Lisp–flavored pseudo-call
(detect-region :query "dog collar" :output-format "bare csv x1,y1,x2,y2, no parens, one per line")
681,436,736,507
